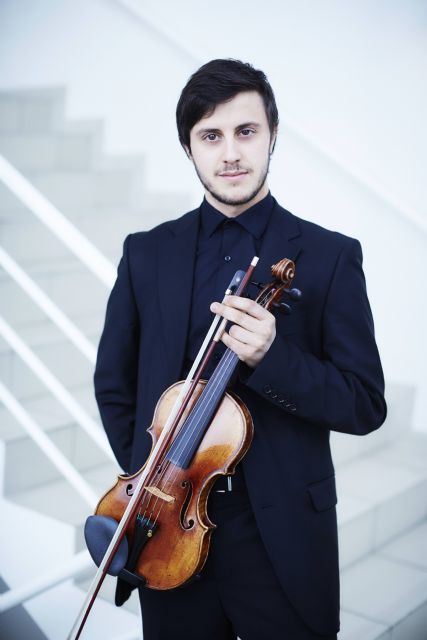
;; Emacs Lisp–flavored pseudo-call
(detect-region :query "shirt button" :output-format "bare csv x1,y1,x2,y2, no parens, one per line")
224,255,232,262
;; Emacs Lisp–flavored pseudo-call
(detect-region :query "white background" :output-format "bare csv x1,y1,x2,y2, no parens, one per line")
0,0,426,431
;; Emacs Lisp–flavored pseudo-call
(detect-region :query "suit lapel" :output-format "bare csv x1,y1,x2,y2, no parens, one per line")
252,202,302,289
158,209,200,382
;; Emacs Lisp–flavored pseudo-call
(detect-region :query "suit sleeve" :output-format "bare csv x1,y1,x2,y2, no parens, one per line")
244,239,387,435
94,234,139,471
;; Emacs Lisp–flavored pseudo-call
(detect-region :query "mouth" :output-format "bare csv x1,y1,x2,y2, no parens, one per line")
219,171,248,181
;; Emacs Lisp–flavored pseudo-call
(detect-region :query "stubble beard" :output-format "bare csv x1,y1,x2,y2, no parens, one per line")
193,155,271,208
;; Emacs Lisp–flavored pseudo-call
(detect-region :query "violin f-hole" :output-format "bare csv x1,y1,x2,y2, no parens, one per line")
180,480,194,530
126,483,133,497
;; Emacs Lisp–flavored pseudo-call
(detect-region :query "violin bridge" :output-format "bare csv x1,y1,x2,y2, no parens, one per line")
145,485,175,503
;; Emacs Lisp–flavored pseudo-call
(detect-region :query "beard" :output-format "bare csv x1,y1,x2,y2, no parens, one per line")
193,155,271,207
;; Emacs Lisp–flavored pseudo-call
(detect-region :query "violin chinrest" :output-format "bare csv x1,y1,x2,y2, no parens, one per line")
84,515,128,576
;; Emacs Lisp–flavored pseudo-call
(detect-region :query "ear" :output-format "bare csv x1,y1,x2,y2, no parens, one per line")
270,129,278,155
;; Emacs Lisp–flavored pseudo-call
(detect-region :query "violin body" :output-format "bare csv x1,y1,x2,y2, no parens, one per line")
95,379,253,590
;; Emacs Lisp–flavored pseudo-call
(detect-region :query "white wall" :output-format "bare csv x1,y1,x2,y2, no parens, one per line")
0,0,426,431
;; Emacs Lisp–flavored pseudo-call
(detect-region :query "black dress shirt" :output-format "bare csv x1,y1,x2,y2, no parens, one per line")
183,191,275,380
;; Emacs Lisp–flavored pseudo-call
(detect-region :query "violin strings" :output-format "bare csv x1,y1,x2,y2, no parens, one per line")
138,346,237,526
139,346,236,524
149,347,237,527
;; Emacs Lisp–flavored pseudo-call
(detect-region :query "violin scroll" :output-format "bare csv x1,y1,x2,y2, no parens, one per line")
253,258,302,314
271,258,295,285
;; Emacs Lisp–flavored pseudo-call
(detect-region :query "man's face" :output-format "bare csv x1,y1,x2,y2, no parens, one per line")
187,91,276,216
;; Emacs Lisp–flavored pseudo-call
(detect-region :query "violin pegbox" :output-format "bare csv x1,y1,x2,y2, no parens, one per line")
253,258,302,315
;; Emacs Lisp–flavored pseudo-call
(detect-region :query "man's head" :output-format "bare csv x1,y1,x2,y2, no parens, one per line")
176,59,279,216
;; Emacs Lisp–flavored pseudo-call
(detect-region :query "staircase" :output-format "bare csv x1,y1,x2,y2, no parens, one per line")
0,87,426,640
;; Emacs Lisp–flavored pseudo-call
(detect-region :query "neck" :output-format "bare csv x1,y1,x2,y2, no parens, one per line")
205,182,269,218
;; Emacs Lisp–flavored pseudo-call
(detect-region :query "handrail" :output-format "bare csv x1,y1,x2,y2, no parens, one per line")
0,153,116,287
0,316,115,460
115,0,427,236
0,381,98,507
0,246,97,363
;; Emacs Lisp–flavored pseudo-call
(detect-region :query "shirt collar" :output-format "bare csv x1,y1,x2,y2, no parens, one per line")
200,191,274,239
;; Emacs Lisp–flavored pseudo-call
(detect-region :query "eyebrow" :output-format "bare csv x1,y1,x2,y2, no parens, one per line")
195,121,262,137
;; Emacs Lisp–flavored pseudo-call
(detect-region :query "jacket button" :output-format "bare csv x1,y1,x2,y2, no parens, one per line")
271,392,278,400
286,403,297,412
263,384,272,394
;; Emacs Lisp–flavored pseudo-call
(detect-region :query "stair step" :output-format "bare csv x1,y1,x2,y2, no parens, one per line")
0,259,110,331
0,168,139,210
2,417,110,495
0,384,99,439
0,213,148,266
331,384,416,467
0,314,101,398
9,462,120,526
337,432,427,568
0,575,48,640
0,88,65,134
340,521,427,639
0,162,147,214
0,383,104,493
0,495,140,639
32,581,140,640
0,324,97,402
0,131,95,172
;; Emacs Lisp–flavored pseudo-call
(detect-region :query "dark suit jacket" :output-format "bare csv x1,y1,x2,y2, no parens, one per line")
94,201,386,636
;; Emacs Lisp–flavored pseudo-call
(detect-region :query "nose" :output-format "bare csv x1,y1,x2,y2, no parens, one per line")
222,136,240,165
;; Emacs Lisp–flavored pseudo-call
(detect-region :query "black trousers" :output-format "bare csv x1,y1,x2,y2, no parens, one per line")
139,489,338,640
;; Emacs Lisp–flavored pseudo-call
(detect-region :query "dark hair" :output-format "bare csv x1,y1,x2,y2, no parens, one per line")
176,59,279,151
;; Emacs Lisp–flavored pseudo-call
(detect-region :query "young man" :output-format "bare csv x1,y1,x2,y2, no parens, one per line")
94,59,386,640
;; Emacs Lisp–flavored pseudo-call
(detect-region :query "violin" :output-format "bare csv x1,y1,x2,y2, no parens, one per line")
68,256,300,639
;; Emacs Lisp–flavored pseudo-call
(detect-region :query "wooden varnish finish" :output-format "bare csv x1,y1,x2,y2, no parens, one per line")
95,380,253,590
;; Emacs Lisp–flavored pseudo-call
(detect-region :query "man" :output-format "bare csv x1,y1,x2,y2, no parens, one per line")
94,59,386,639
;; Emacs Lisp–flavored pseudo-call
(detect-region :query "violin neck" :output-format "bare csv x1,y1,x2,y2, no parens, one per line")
166,348,240,468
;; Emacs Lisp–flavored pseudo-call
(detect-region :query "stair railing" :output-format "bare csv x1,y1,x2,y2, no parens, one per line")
0,153,121,614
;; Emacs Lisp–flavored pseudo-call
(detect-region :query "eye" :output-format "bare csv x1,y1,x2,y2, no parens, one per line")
240,128,255,137
204,133,219,142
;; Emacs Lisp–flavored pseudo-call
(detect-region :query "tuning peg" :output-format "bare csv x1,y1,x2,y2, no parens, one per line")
283,287,302,301
273,302,292,315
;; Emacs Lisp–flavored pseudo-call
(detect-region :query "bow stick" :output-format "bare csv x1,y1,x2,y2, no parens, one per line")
68,256,259,639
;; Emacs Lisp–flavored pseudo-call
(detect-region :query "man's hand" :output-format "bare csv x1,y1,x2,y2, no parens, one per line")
210,296,276,369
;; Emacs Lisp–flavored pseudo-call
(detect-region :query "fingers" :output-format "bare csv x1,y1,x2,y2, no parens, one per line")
211,295,269,321
210,297,274,335
228,323,265,348
210,295,276,368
